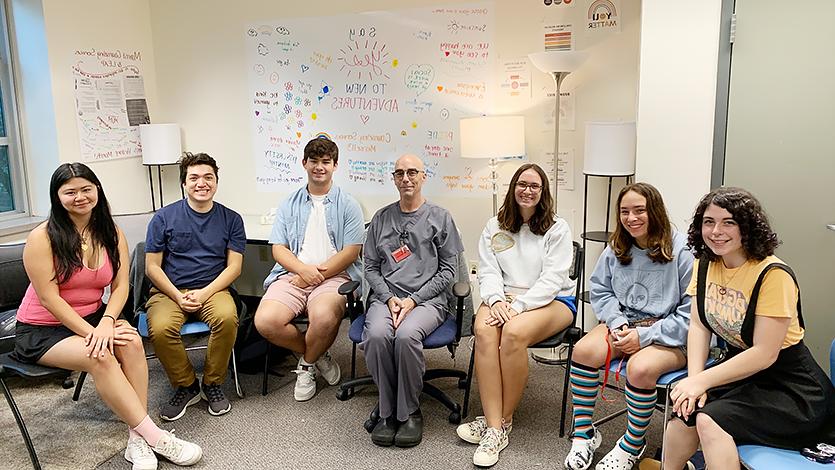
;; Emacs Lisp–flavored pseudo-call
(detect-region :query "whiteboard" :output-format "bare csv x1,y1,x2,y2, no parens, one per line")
245,2,498,196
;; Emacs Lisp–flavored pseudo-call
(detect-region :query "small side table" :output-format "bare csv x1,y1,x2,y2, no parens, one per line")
144,163,184,211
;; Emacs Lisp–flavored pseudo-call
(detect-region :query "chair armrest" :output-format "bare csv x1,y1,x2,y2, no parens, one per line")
338,281,361,296
453,281,470,298
566,326,583,342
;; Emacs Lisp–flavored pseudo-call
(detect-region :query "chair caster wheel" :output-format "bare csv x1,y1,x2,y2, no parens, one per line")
364,414,380,433
62,378,75,389
457,378,468,389
448,412,461,424
336,388,351,401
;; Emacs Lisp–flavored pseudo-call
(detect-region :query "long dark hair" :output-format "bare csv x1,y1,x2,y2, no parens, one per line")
497,163,555,236
47,163,120,284
610,182,674,265
687,186,780,262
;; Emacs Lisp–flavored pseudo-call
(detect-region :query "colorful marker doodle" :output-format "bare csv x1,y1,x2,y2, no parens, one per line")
337,39,391,81
245,4,495,195
404,64,434,95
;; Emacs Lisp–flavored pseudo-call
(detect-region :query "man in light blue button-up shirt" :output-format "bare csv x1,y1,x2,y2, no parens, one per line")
254,138,364,402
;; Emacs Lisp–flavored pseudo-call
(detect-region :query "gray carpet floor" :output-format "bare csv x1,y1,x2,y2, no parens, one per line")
1,324,666,469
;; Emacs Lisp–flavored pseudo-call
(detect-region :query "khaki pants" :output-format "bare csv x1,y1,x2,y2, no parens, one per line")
146,288,238,387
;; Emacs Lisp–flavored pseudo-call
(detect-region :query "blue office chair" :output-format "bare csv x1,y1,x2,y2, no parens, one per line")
75,242,245,399
335,254,473,428
0,243,78,470
736,338,835,469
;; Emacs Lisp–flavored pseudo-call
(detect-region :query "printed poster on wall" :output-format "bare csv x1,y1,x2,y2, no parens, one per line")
587,0,621,33
244,3,496,196
544,149,574,191
72,48,150,161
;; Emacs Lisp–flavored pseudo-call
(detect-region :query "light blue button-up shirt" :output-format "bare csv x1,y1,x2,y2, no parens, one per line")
263,184,364,290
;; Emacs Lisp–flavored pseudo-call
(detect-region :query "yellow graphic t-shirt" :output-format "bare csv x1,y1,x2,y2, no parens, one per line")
686,256,803,349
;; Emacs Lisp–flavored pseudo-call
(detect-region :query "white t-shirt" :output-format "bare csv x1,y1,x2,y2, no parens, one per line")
297,194,338,265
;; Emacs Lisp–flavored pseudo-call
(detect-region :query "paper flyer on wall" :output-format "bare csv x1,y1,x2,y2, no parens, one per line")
543,90,575,132
544,149,574,191
500,58,531,98
72,48,150,162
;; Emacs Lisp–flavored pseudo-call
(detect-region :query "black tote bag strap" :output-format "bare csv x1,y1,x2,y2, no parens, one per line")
741,262,803,347
695,256,721,338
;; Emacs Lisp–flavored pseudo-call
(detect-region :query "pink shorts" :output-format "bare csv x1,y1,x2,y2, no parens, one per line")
263,272,352,317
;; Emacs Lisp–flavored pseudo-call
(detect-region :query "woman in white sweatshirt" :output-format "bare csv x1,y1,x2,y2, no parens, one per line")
456,163,576,467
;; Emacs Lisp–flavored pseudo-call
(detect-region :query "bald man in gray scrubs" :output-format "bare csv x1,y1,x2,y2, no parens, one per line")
362,154,463,448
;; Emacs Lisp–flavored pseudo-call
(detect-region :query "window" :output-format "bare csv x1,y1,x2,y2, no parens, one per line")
0,0,26,218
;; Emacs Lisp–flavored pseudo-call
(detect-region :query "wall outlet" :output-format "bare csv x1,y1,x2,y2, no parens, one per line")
468,259,478,274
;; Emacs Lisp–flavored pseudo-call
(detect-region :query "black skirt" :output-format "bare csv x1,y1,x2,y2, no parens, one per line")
681,341,835,449
12,304,106,364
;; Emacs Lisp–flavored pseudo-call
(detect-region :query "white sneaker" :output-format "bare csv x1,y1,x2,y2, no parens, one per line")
595,442,644,470
457,416,513,444
315,352,341,386
565,429,603,470
124,437,158,470
293,360,317,401
473,427,508,467
150,430,202,466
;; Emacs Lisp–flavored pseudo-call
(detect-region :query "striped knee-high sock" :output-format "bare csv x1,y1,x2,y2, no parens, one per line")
569,361,601,440
619,380,656,455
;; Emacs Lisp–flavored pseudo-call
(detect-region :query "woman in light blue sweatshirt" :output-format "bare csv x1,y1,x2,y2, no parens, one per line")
563,182,694,470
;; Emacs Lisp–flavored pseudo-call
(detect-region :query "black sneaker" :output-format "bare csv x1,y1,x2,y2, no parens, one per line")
201,381,231,416
159,381,201,421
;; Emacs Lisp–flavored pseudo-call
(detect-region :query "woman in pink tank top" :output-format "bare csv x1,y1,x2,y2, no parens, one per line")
14,163,202,467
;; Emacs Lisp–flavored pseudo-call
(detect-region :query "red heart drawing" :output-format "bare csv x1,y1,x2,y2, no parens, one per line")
444,51,450,56
255,110,260,116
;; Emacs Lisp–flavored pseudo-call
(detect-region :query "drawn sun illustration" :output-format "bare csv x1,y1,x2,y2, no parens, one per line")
614,269,664,311
337,39,391,81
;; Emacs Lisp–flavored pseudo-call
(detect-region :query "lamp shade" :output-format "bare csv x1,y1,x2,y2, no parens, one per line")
459,116,525,159
528,51,589,73
583,121,636,176
140,123,182,165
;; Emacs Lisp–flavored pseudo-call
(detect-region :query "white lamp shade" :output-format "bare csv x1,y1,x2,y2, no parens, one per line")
583,121,636,176
459,116,525,159
140,123,182,165
528,51,589,73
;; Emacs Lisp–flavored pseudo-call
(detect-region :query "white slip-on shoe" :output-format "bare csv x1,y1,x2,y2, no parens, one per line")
564,428,603,470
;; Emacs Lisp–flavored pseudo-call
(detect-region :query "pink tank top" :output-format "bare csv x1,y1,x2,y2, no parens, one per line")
16,251,114,326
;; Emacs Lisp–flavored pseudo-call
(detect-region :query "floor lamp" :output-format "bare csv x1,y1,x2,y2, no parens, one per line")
140,123,183,211
459,115,526,215
528,51,588,211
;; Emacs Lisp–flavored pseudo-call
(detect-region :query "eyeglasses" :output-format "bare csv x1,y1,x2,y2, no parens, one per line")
392,169,424,180
515,182,542,193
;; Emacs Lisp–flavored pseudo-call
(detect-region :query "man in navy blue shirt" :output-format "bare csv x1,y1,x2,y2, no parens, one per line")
145,152,246,421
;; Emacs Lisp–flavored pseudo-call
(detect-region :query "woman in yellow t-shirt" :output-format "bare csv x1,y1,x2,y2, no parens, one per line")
664,187,835,469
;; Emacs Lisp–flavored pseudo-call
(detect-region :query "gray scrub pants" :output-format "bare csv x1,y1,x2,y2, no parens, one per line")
361,299,447,421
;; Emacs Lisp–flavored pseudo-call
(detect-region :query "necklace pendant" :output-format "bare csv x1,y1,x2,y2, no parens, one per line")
81,241,89,251
718,286,727,295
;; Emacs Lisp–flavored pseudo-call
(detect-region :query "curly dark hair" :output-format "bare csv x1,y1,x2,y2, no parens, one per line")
303,137,339,164
687,186,780,261
179,152,218,184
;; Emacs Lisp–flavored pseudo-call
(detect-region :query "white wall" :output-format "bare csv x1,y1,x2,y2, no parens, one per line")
145,0,641,266
36,0,159,215
11,0,647,277
635,0,721,231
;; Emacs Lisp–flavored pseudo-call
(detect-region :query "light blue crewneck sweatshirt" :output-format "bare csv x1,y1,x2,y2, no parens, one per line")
588,230,694,348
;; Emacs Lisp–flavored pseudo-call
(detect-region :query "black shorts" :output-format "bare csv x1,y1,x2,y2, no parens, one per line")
11,304,107,364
